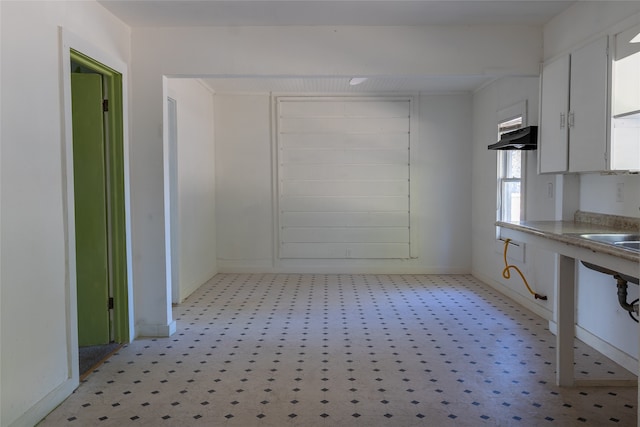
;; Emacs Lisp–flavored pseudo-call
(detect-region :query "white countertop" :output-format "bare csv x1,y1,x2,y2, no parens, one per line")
497,220,640,263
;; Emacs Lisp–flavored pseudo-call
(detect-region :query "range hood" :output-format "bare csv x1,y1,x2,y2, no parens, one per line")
488,126,538,150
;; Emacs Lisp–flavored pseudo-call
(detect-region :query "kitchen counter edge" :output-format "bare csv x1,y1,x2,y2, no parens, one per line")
496,220,640,263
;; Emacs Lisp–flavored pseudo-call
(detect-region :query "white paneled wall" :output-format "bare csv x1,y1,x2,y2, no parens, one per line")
214,93,472,273
277,98,411,259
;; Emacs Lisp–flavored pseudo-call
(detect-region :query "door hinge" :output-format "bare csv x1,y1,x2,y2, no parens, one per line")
108,297,114,310
103,99,109,112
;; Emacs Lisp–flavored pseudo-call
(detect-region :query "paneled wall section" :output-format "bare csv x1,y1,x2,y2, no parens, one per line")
277,97,412,259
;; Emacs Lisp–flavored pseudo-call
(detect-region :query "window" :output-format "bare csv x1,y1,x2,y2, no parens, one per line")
497,102,527,223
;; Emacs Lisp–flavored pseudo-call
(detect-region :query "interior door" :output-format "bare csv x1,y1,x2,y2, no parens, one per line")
71,73,111,346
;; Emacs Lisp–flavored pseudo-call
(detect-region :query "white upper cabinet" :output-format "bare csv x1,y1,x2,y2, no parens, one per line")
539,36,609,174
539,55,570,173
569,37,609,172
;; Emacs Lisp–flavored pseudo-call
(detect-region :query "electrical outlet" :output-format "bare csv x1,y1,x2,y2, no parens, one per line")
616,182,624,202
547,182,554,198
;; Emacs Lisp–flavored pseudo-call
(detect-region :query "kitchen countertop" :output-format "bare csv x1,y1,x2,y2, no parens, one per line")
496,212,640,264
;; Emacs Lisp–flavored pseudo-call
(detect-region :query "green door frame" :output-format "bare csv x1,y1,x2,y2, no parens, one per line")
71,49,129,343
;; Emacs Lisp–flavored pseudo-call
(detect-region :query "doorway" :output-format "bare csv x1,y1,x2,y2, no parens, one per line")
70,49,129,375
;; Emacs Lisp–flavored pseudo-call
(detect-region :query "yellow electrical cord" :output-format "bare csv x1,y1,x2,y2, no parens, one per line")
502,238,547,300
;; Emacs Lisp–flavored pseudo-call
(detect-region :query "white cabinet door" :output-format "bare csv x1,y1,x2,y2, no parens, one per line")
539,36,609,174
539,55,570,173
569,36,608,172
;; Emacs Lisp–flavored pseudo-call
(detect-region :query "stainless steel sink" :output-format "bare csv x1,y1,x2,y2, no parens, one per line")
576,233,640,252
615,241,640,251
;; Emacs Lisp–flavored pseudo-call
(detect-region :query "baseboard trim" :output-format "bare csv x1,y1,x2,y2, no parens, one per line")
573,379,637,387
179,282,205,303
217,259,275,273
549,320,638,375
8,378,77,427
179,273,218,303
136,320,176,338
218,259,470,275
274,266,470,274
471,271,553,321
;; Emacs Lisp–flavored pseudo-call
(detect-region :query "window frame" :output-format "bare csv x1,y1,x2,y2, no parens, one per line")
496,101,528,225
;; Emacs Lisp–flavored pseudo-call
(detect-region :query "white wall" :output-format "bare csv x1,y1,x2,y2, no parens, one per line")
543,2,640,366
166,79,217,303
0,2,131,426
136,25,542,77
471,77,558,321
543,1,640,61
214,93,472,273
214,95,274,270
131,23,543,323
580,173,640,218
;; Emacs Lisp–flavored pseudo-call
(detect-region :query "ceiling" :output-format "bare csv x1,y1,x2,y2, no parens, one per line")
99,1,574,27
98,0,575,93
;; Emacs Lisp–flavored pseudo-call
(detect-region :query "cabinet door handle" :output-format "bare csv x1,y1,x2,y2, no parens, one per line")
560,113,565,129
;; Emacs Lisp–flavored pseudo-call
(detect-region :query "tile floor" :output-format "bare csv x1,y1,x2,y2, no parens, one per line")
40,274,637,426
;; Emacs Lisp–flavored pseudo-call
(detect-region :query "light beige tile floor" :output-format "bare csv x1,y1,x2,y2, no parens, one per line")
39,274,637,426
